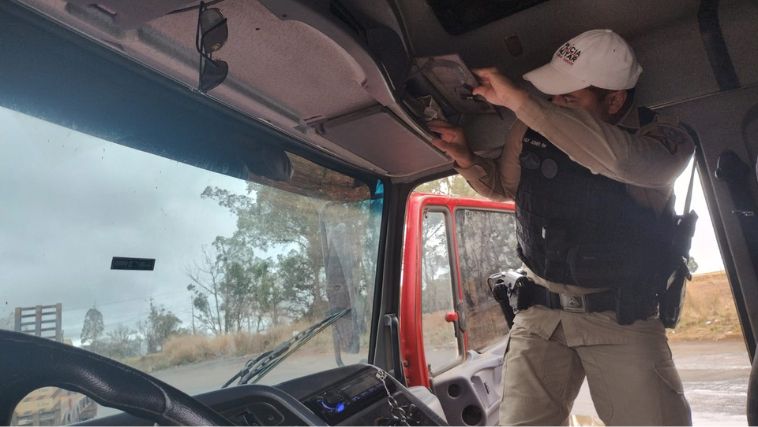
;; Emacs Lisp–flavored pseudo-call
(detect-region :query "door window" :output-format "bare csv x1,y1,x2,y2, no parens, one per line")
454,208,519,350
420,210,461,373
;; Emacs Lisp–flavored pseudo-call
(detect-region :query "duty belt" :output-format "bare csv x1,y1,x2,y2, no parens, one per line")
488,270,660,325
523,281,617,313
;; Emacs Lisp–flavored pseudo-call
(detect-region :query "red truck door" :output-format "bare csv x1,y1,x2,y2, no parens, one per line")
400,193,520,425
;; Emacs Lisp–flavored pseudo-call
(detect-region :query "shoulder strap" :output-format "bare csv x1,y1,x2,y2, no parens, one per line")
683,158,697,215
678,122,701,216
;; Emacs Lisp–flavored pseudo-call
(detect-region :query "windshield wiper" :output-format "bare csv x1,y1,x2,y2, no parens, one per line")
221,308,351,388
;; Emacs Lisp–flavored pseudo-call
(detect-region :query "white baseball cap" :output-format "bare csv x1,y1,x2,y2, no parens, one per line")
523,29,642,95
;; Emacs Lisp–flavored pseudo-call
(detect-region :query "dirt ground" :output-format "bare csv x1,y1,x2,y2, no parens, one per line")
668,271,744,341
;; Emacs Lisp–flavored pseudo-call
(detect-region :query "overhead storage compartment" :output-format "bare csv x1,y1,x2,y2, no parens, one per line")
316,106,449,175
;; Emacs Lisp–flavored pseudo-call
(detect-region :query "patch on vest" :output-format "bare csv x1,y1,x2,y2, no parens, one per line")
521,151,541,169
541,158,558,179
523,135,547,148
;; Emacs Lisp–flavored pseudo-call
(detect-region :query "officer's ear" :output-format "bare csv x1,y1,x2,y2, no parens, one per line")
605,90,628,116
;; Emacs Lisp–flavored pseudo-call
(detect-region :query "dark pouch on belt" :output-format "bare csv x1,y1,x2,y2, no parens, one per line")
659,212,698,328
659,261,688,328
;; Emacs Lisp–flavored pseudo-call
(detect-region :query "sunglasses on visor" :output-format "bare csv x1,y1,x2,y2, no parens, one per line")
195,1,229,92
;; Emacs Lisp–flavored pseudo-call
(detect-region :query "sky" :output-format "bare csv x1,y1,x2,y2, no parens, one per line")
0,104,726,343
0,106,248,342
672,161,725,273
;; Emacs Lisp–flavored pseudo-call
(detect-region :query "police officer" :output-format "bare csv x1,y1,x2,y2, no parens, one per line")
429,29,693,426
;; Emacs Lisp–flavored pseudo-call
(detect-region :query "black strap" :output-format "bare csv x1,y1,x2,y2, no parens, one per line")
521,281,617,313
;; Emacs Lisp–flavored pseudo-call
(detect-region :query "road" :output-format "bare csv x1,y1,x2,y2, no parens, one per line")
96,340,751,425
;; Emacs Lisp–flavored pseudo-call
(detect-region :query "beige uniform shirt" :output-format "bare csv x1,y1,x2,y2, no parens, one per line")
457,96,695,344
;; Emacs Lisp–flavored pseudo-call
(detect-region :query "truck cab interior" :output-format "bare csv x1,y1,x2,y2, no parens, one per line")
0,0,757,425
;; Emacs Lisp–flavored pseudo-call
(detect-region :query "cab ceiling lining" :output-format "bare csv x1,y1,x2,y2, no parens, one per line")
64,0,376,125
425,0,548,35
18,0,456,178
131,0,377,121
396,0,702,104
698,0,741,91
398,0,698,72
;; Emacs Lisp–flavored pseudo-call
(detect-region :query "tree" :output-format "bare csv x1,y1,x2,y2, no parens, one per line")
415,175,484,198
420,212,455,312
0,311,13,331
139,300,182,353
80,307,104,345
276,250,317,320
220,260,254,332
201,184,330,320
187,242,276,335
100,325,141,359
195,164,381,353
187,246,226,335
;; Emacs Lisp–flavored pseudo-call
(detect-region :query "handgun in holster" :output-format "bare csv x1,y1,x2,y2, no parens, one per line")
487,269,532,328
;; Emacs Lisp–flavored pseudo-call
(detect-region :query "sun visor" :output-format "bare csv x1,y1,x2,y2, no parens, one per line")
316,106,449,176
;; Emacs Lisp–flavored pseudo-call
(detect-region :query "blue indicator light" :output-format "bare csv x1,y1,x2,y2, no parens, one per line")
319,399,347,414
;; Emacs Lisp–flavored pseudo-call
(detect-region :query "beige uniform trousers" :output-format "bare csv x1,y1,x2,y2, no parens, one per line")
499,306,692,426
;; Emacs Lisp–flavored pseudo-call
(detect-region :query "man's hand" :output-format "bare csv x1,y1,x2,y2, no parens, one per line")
428,120,476,169
472,68,529,112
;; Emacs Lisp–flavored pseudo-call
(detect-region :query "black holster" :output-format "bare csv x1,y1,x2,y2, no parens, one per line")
615,286,659,325
487,270,530,328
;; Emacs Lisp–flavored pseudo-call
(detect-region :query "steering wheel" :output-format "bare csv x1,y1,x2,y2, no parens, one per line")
0,330,231,425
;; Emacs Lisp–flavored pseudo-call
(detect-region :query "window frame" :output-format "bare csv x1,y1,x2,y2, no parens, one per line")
419,206,466,376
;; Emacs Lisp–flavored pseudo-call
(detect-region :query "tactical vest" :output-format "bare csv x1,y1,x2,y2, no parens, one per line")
515,122,675,289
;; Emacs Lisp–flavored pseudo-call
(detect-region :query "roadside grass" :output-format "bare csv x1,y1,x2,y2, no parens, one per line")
123,319,337,372
123,271,740,372
667,270,743,341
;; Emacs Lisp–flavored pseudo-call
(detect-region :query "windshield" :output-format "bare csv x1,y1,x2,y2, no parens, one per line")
0,103,383,422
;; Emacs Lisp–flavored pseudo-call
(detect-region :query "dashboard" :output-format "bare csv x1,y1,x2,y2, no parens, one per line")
80,364,447,426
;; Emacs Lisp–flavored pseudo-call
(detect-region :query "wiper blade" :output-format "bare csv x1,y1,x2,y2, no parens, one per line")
221,308,351,388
